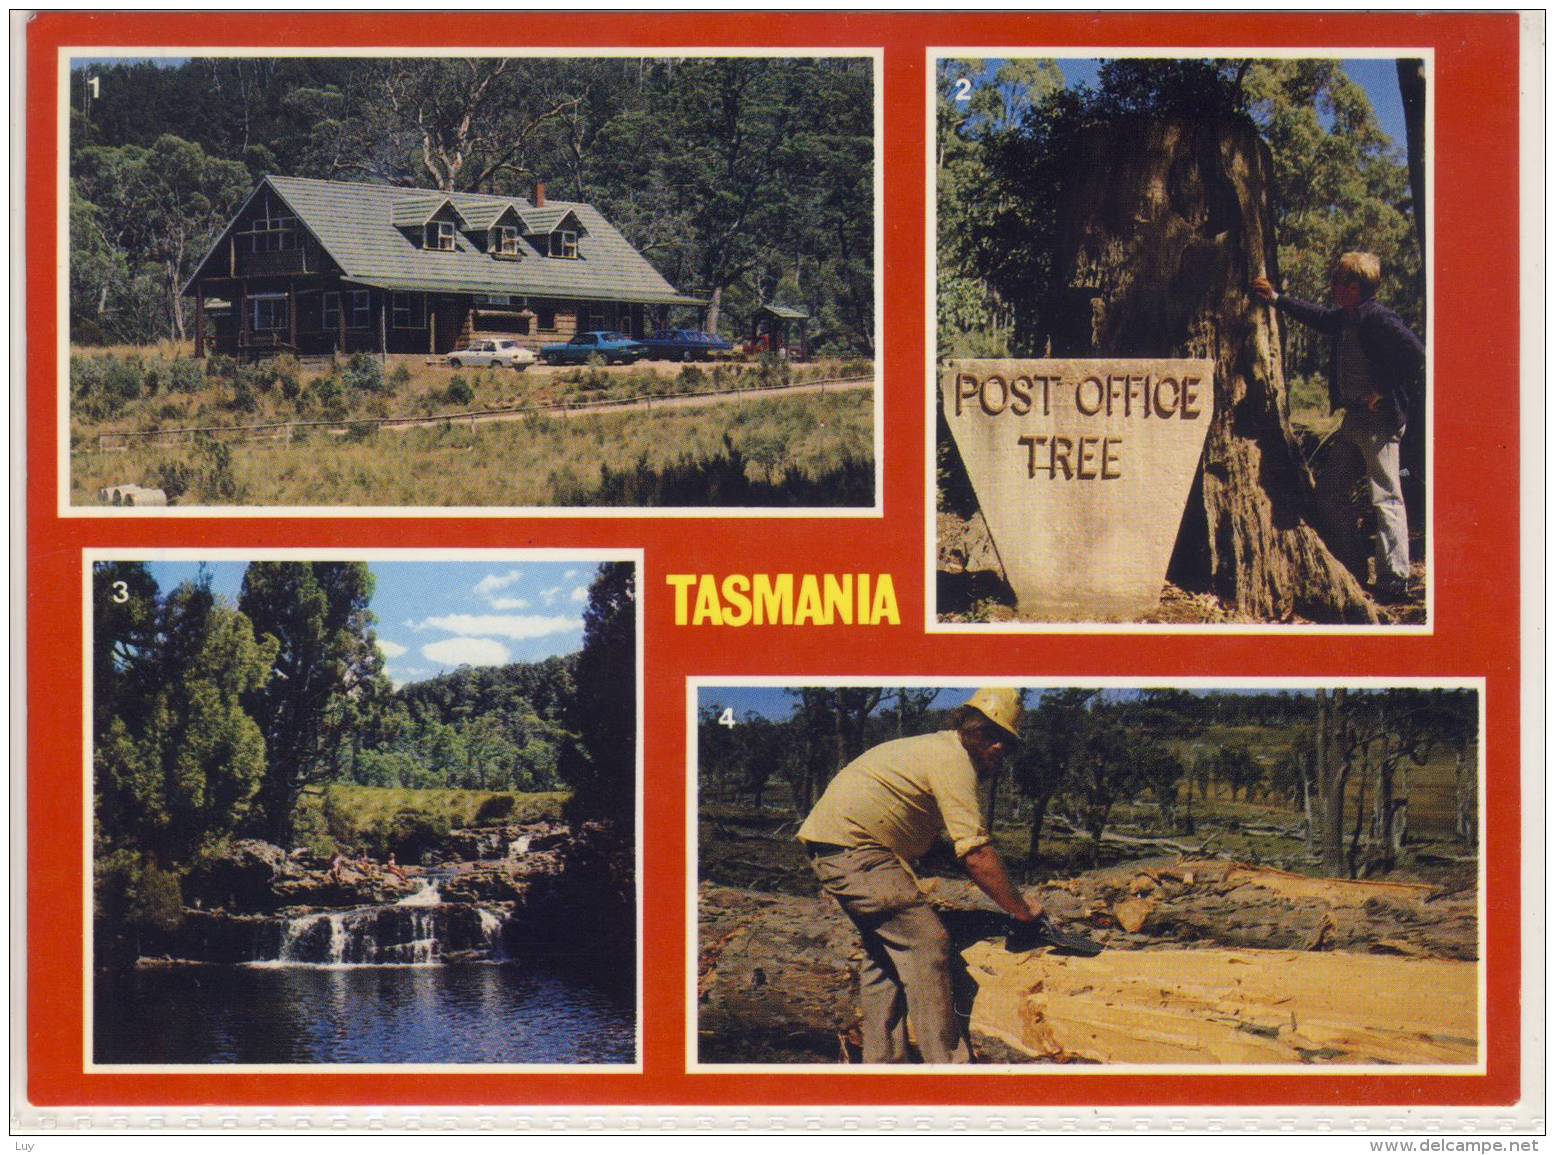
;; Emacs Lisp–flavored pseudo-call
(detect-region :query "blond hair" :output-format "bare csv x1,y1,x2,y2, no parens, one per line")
1334,251,1382,297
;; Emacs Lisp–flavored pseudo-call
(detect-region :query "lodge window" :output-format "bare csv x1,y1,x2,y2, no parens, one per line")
476,293,513,306
327,290,370,329
248,210,297,253
491,225,520,257
426,220,456,251
250,293,288,332
392,292,426,329
548,230,578,259
536,307,557,332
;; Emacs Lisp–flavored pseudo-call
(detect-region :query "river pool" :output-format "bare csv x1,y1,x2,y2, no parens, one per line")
94,960,635,1065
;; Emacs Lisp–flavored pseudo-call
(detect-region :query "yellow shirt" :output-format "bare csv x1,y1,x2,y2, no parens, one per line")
796,730,991,860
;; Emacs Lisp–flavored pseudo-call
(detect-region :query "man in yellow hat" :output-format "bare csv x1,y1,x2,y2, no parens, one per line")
796,688,1043,1064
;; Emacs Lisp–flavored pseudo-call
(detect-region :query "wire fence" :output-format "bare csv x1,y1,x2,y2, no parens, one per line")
85,374,874,452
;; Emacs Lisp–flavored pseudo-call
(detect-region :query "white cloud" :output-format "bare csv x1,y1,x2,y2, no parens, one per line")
562,569,580,581
540,585,563,606
474,570,524,598
486,596,530,611
411,613,581,640
376,638,408,659
421,637,512,666
569,585,588,603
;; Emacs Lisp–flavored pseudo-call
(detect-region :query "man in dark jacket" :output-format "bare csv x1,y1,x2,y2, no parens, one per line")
1253,252,1425,601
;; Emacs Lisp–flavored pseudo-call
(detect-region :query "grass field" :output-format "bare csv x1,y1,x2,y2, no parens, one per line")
72,388,874,507
299,785,570,835
69,348,875,507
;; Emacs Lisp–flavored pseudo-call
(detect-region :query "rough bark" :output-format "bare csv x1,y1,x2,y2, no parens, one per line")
1043,118,1374,623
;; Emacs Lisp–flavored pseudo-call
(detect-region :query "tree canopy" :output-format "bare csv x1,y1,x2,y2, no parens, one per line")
936,56,1423,382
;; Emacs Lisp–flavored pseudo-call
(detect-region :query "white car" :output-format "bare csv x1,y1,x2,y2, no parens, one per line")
446,339,536,370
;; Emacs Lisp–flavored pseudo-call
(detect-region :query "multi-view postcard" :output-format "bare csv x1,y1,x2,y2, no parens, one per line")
13,9,1541,1143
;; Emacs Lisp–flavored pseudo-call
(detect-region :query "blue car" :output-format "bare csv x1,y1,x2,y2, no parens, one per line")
538,330,649,366
638,328,735,362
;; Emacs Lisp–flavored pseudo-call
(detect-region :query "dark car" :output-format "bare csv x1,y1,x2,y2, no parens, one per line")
537,330,648,366
638,328,735,362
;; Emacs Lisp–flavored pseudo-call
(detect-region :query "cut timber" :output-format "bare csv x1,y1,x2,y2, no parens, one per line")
1220,863,1436,906
963,942,1477,1065
1113,897,1157,933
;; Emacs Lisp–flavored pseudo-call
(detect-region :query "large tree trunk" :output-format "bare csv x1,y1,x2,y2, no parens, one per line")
1042,119,1374,623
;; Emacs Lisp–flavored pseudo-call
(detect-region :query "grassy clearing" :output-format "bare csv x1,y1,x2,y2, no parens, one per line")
303,785,570,832
72,388,874,507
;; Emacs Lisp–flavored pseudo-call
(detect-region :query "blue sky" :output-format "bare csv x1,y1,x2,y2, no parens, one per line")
144,560,596,686
992,57,1408,151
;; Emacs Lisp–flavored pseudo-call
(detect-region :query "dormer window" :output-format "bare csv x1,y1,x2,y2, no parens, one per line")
426,220,455,251
548,229,579,259
491,225,520,257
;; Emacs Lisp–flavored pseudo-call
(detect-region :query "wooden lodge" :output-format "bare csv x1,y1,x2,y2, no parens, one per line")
183,176,703,359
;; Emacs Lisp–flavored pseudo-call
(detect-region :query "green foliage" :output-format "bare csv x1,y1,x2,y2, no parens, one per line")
93,568,276,866
238,562,386,844
94,849,186,935
388,362,412,389
559,563,636,824
70,133,251,344
71,354,147,418
445,374,474,405
342,352,385,393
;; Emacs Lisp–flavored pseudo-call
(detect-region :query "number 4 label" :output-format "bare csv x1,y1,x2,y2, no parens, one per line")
718,708,736,729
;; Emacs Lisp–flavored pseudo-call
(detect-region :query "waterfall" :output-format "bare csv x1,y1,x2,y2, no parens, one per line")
252,892,507,968
506,835,533,860
477,908,507,961
396,878,442,907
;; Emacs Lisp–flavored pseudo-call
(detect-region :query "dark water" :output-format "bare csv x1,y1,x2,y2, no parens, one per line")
94,962,635,1065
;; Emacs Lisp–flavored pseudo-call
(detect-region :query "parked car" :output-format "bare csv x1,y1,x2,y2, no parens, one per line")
638,328,735,362
446,339,536,370
537,331,649,366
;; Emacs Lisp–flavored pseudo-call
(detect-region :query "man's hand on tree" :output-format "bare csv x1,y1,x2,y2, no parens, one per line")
1251,275,1278,303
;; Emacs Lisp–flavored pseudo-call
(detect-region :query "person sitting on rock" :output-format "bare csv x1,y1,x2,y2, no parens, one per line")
385,853,408,882
1253,252,1425,603
328,852,348,882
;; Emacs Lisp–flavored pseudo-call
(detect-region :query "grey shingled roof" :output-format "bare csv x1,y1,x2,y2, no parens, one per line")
458,201,522,232
388,193,465,228
517,206,581,236
192,175,701,306
760,303,810,320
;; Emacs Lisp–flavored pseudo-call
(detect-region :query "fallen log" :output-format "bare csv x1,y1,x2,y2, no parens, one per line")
698,856,1479,1063
963,942,1477,1065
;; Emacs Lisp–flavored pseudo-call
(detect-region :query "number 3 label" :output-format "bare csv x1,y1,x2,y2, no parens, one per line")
111,581,129,604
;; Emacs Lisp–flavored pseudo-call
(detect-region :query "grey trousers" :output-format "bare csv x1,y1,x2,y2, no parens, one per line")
808,845,970,1064
1343,415,1410,585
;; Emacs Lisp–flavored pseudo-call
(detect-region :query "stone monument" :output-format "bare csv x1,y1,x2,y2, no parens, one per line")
941,358,1214,621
